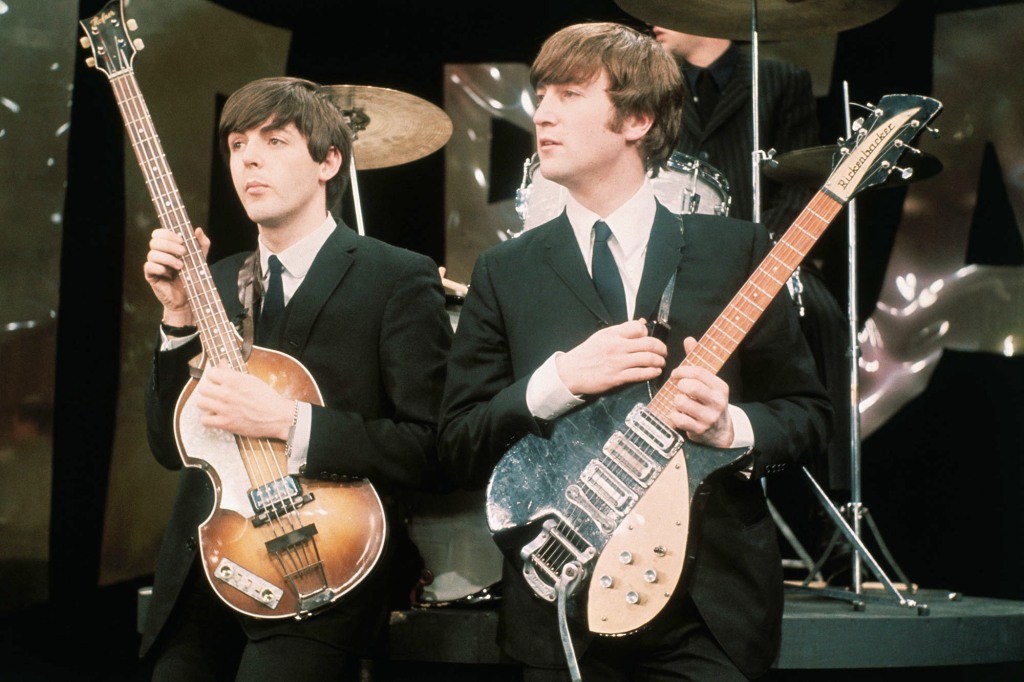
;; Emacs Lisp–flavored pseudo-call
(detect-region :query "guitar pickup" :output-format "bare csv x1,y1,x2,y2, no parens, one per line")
626,404,682,458
249,476,315,527
602,432,660,486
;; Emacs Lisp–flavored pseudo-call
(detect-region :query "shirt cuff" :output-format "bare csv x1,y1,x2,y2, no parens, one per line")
526,352,585,421
159,327,198,351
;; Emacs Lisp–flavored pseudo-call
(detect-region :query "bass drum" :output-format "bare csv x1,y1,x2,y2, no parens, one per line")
514,151,732,233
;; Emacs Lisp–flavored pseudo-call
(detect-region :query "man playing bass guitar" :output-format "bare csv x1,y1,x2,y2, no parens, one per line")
439,23,831,681
142,77,451,681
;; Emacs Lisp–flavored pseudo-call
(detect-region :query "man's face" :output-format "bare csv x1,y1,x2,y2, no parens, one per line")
533,70,639,195
651,26,700,60
227,120,334,230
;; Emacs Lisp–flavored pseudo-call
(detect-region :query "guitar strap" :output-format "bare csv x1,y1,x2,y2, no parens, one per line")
237,250,261,358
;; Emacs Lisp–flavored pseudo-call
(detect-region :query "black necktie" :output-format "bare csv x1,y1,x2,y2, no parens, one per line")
694,69,719,125
591,221,627,323
260,254,284,337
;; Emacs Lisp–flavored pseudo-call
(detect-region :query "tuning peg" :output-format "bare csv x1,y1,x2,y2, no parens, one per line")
133,38,145,51
894,140,922,155
851,117,865,132
880,160,914,181
79,36,91,49
893,166,914,180
127,19,138,31
85,57,96,68
926,126,941,138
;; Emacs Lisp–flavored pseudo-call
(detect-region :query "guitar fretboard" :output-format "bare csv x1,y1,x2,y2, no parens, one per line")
110,71,242,370
647,191,842,423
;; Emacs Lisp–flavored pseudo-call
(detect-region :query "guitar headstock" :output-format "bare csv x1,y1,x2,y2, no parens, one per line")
78,0,143,79
823,94,943,203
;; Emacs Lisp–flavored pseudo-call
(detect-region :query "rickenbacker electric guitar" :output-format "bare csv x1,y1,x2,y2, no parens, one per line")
79,1,387,619
487,94,943,635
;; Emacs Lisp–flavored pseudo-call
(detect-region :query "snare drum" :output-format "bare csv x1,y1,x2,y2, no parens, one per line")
650,151,732,217
513,151,732,235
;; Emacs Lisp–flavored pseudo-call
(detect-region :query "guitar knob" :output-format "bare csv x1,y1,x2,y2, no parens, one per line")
643,570,658,584
619,551,633,565
599,575,614,589
625,591,640,605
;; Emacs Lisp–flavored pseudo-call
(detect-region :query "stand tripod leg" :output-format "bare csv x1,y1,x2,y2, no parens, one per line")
792,467,925,612
767,498,824,581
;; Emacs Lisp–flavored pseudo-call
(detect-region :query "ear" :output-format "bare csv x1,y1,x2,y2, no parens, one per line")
623,113,654,143
320,145,343,183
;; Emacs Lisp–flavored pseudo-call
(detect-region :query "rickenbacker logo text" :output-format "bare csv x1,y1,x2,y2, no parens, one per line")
835,120,898,190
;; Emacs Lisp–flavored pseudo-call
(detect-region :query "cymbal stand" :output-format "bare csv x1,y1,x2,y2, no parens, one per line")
788,82,924,614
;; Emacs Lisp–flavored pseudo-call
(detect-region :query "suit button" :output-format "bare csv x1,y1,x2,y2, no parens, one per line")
186,537,197,551
330,473,341,482
320,471,329,479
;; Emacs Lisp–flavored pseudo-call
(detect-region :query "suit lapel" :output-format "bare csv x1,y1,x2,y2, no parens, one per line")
541,212,613,323
273,223,357,354
634,203,686,321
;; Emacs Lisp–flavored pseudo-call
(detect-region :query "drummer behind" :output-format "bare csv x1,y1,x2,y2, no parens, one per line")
439,22,831,680
651,27,818,240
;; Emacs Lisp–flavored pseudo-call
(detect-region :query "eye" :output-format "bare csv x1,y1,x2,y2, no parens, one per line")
229,140,245,151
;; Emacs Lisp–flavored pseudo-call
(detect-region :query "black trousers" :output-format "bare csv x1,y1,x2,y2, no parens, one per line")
520,595,750,682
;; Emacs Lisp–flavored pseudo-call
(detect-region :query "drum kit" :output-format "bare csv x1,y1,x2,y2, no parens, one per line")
329,0,946,610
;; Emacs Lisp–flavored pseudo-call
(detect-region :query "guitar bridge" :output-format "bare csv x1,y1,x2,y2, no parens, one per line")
521,518,596,602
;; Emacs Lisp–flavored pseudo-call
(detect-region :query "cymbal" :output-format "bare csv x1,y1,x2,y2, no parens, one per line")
324,85,453,170
615,0,901,41
764,145,942,188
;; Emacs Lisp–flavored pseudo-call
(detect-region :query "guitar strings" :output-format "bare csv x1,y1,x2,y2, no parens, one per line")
114,73,321,596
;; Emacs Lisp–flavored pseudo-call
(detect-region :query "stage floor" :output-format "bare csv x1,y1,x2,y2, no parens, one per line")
388,588,1024,670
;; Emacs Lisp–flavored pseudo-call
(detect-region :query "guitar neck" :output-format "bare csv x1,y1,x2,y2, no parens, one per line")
110,71,241,369
647,191,842,422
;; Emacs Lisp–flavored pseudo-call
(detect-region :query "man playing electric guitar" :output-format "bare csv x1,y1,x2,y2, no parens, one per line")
439,23,832,681
142,77,451,680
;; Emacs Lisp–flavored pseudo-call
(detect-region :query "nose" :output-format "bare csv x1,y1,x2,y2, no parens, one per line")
240,141,261,167
533,93,555,127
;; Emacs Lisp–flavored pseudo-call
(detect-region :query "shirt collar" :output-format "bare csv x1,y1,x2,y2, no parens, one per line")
258,213,336,280
683,42,739,93
565,181,657,260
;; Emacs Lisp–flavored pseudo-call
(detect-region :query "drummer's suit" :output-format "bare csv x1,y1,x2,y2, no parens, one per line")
438,203,832,678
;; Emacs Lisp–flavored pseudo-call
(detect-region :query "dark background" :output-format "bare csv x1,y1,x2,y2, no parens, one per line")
3,0,1022,679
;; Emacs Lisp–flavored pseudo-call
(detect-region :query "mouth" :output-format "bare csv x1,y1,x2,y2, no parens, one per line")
537,138,560,152
244,180,268,193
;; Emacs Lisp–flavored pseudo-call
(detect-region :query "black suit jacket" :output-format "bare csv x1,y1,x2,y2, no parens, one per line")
678,54,819,239
438,205,831,677
141,222,452,656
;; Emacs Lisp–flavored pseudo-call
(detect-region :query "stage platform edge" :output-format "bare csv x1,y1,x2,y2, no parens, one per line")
387,589,1024,669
